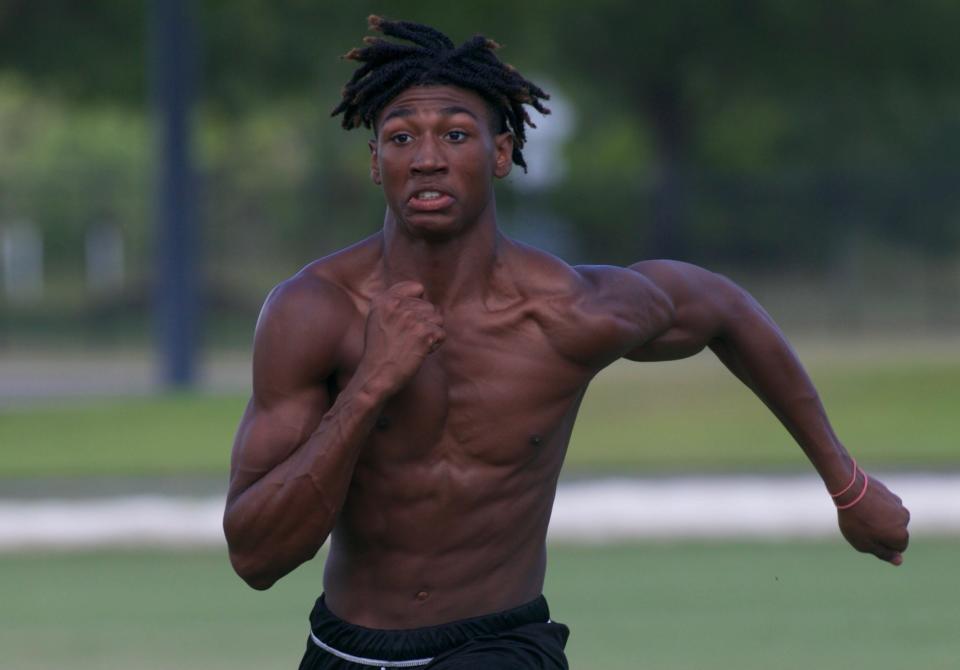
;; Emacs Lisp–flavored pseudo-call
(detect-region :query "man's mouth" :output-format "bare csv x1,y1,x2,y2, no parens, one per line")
408,190,455,211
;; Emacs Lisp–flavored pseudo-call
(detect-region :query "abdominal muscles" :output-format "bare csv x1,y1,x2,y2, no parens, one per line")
321,379,586,628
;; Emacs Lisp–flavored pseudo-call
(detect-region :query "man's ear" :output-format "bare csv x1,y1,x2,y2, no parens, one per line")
494,132,513,179
369,139,381,185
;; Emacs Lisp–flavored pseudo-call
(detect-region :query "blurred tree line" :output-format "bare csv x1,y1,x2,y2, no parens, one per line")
1,0,958,345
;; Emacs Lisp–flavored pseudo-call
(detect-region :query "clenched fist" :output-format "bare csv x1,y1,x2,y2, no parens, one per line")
837,472,911,566
355,281,446,398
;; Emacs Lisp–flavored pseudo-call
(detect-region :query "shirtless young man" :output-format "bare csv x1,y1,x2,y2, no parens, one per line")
223,17,911,670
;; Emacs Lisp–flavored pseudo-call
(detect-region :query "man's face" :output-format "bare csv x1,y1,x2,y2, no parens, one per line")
370,85,513,240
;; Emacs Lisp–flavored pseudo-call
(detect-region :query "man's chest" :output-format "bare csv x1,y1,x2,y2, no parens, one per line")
336,309,595,462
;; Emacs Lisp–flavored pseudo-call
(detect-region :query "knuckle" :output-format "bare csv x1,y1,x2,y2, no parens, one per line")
874,546,894,559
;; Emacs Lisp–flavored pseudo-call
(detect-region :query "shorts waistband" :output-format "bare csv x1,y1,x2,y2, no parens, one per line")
308,594,551,663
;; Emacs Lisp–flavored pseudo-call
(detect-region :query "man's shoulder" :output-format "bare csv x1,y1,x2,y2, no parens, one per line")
502,247,657,329
506,240,588,298
253,239,382,362
503,244,660,362
508,241,673,299
263,235,381,318
573,262,643,291
261,269,354,324
574,259,710,302
251,243,379,385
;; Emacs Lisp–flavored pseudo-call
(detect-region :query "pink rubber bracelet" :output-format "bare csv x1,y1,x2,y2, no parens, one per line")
829,459,859,498
836,472,869,510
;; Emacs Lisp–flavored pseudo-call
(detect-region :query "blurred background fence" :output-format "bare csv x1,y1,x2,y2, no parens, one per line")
1,1,958,380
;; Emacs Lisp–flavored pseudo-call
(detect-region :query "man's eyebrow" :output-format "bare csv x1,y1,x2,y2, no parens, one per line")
439,106,479,121
380,105,480,125
380,107,414,124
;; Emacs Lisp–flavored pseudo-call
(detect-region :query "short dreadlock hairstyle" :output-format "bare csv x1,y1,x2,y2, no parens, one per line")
332,15,550,172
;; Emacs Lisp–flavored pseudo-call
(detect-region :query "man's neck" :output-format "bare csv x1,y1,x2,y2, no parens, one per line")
380,213,503,309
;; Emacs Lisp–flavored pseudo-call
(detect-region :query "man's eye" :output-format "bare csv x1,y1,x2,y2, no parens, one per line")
447,130,467,142
391,133,412,144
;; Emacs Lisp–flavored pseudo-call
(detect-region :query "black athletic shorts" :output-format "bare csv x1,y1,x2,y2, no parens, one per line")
297,594,569,669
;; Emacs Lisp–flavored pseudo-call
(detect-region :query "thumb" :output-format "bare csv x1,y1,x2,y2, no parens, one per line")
389,281,425,297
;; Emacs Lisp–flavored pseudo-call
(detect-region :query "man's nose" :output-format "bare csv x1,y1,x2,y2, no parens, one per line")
411,135,447,174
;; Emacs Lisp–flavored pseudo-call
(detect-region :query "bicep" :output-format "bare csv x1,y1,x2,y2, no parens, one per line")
227,276,351,500
228,386,330,501
624,260,744,362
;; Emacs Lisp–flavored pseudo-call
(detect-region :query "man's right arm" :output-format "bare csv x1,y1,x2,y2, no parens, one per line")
223,276,444,590
223,275,379,590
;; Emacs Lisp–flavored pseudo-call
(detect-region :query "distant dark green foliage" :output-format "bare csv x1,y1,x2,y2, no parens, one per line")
0,1,958,280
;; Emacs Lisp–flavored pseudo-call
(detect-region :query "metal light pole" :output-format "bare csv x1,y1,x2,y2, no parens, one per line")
149,0,200,389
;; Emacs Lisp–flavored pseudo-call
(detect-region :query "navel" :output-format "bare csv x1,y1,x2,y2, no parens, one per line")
415,590,430,602
529,434,543,446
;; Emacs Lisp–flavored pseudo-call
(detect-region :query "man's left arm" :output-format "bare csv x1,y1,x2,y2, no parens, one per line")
625,259,910,565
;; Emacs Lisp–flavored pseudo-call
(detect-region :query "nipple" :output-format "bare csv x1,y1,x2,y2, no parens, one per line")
415,590,429,602
376,416,391,431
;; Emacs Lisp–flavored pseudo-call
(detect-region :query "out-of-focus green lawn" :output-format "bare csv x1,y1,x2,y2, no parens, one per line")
1,540,956,670
2,345,958,476
571,349,960,470
1,393,244,476
1,342,956,670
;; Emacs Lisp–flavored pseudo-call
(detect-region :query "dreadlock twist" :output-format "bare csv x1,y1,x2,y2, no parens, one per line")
332,15,550,171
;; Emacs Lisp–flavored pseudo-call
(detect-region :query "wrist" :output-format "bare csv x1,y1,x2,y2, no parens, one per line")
827,457,858,498
347,369,394,408
818,451,857,495
830,462,870,510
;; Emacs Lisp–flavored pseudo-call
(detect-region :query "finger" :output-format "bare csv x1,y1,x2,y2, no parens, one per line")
870,543,903,566
883,529,910,553
397,308,443,333
414,320,445,341
429,325,446,342
421,312,444,327
427,328,446,352
399,299,441,317
389,281,425,297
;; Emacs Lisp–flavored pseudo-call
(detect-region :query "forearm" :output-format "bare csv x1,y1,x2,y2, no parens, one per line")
709,292,854,492
224,377,387,588
631,261,909,563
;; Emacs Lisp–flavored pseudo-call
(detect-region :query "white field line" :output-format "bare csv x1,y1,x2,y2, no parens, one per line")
548,474,960,543
0,474,957,551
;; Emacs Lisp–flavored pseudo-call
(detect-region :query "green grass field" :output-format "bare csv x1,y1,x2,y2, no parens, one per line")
2,342,956,668
2,540,957,670
2,342,958,477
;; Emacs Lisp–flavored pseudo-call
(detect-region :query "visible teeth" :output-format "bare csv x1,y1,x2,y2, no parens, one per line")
417,191,441,200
